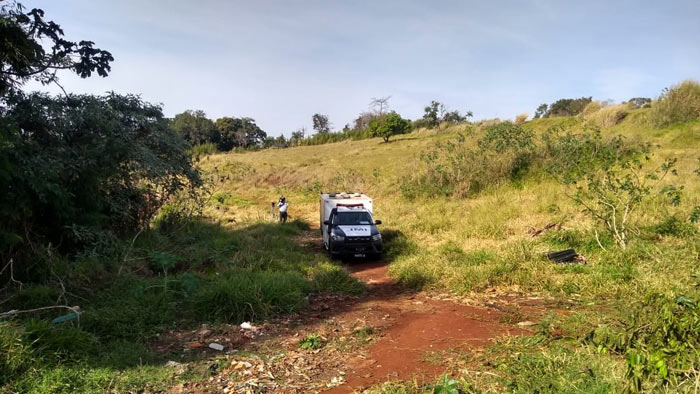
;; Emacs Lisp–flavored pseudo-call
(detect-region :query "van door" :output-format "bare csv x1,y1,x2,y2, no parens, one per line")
322,210,336,248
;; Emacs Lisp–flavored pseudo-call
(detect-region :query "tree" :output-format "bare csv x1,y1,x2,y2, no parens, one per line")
534,104,548,119
369,96,391,114
171,110,218,146
422,100,442,128
215,116,266,150
289,128,305,146
0,2,113,95
545,97,592,117
369,111,410,142
262,134,287,148
442,110,472,124
1,93,201,268
353,111,375,131
312,113,330,134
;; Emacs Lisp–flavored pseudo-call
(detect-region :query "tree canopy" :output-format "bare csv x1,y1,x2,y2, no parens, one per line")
0,2,113,95
312,113,331,134
215,116,267,150
1,93,201,266
369,111,410,142
170,110,218,146
0,3,201,277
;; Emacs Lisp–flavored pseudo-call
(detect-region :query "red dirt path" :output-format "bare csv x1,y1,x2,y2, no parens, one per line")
324,260,529,393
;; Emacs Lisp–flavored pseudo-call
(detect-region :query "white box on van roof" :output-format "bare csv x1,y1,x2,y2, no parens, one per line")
319,193,373,230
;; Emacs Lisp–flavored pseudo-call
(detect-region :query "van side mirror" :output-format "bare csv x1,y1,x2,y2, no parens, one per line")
374,220,382,225
323,220,330,225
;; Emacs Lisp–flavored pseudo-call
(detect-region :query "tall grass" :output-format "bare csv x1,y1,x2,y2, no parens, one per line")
192,270,311,322
0,322,35,386
189,142,218,156
652,80,700,127
583,103,629,127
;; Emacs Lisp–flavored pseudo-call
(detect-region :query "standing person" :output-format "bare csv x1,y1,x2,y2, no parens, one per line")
277,196,288,223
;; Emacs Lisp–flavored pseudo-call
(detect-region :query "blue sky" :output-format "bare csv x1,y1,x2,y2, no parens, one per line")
26,0,700,136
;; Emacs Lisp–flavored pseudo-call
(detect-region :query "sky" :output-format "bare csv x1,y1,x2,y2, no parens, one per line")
25,0,700,137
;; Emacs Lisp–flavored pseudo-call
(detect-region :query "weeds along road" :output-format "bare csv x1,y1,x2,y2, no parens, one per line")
175,227,550,394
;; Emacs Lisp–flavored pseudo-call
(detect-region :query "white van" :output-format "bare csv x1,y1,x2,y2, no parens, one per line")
319,193,383,257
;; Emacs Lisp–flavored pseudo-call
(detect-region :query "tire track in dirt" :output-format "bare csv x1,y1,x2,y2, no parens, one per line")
324,260,529,393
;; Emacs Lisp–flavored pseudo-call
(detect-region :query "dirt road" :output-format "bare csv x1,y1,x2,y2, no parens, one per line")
323,260,529,393
171,232,542,393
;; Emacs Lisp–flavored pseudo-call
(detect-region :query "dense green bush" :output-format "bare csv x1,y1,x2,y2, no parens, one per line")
546,126,679,248
651,80,700,127
401,122,534,198
587,293,700,392
541,126,631,183
0,93,202,279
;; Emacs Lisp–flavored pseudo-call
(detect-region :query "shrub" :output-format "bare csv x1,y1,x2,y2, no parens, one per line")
192,271,311,323
561,149,677,248
298,333,325,350
81,278,178,341
478,121,534,153
8,285,60,311
584,104,628,127
151,197,203,233
0,93,202,279
649,216,697,238
401,123,534,199
651,80,700,127
586,294,700,392
0,322,35,385
23,319,97,363
542,127,631,183
189,142,218,156
581,101,603,116
514,113,528,125
311,265,365,295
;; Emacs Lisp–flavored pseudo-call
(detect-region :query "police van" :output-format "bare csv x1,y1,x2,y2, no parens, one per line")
320,193,383,258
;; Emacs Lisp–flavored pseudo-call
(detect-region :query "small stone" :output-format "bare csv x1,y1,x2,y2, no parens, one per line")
517,321,538,327
208,342,225,351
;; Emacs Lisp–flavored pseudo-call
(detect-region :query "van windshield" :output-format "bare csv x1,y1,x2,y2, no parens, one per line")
333,211,373,225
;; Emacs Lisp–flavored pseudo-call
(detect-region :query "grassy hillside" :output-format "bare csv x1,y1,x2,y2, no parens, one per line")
195,109,700,392
202,108,700,301
2,103,699,393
